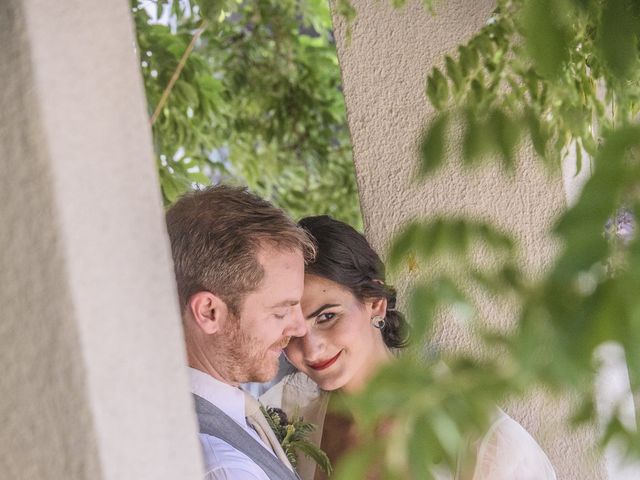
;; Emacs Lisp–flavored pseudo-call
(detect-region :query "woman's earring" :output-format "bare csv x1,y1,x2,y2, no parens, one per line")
371,315,386,329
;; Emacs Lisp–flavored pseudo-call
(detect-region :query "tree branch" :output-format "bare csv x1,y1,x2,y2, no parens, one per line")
150,19,209,126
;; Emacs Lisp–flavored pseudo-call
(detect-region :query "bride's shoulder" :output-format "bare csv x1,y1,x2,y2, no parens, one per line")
484,410,545,449
472,409,557,480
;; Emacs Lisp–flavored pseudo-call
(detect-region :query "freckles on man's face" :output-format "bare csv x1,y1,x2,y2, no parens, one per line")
225,246,306,383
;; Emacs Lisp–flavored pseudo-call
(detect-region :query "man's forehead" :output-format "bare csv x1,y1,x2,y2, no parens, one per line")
268,299,301,308
248,245,304,302
256,247,305,276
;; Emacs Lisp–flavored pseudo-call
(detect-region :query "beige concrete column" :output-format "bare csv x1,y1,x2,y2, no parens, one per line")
331,0,605,478
0,1,202,479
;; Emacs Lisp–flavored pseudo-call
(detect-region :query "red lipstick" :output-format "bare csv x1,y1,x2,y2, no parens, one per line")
308,350,342,371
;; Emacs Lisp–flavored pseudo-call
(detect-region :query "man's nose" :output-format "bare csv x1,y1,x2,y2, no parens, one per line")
285,304,307,338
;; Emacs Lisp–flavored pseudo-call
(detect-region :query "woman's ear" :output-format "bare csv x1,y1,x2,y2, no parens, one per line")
186,291,229,335
369,296,388,318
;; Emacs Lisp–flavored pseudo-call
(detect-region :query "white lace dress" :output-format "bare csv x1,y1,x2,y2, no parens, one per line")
261,372,557,480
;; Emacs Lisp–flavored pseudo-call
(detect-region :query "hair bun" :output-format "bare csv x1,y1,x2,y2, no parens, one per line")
382,293,409,349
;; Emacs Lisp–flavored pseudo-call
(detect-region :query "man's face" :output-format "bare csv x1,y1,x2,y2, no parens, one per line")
219,245,307,384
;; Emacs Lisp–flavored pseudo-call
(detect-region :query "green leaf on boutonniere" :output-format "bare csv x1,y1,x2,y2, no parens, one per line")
261,406,333,476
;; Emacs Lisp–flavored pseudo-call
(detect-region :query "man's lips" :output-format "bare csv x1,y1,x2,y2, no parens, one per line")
308,350,342,371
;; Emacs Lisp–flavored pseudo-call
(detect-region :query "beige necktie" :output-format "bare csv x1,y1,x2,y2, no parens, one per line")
243,391,295,472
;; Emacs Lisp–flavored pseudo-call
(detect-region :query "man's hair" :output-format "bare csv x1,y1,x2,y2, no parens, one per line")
166,185,316,315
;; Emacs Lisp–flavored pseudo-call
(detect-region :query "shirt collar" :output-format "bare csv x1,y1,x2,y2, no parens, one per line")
189,367,247,425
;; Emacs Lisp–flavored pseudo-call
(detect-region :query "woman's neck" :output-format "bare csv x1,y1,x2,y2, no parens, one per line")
341,342,394,394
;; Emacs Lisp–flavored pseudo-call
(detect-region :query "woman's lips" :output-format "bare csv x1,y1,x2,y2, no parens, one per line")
308,350,342,371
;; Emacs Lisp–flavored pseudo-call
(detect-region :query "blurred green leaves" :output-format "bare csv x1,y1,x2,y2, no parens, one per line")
419,113,448,176
597,0,640,80
373,124,640,473
388,218,515,272
335,0,640,477
521,0,573,79
333,354,512,479
417,0,640,178
426,68,449,110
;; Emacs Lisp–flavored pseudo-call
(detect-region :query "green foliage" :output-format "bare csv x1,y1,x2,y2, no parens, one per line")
133,0,362,227
419,0,640,173
419,113,448,177
598,0,640,79
334,0,640,478
334,355,514,480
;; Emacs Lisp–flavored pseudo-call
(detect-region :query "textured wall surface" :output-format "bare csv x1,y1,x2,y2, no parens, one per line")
331,0,605,478
0,1,203,479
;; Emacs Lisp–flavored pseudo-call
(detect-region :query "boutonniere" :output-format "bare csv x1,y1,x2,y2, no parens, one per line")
260,405,333,476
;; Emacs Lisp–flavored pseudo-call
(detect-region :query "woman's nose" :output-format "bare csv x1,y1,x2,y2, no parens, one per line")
300,329,326,361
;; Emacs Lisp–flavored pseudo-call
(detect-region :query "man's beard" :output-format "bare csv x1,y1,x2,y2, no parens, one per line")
216,317,290,383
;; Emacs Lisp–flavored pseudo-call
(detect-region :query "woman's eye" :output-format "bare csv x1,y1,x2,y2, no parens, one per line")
274,312,287,320
316,312,336,324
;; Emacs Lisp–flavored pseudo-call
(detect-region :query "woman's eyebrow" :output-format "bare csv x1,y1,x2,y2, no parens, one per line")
306,303,340,319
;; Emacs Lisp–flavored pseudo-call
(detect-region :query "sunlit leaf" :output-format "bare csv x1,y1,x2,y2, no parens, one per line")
408,415,438,480
489,109,520,170
332,445,378,480
445,56,463,93
420,219,445,259
388,222,422,270
426,68,449,110
419,113,449,177
462,112,489,163
409,283,436,343
521,0,572,78
597,0,639,80
449,219,469,253
525,109,547,159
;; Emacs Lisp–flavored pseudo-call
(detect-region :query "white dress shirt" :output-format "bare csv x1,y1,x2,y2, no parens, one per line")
189,368,273,480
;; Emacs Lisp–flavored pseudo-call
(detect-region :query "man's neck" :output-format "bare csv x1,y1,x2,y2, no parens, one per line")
188,356,240,388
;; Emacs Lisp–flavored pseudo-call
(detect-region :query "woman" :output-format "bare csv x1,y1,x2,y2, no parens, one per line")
262,215,556,480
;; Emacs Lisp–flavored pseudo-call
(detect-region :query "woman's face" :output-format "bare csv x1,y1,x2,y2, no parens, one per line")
284,274,388,392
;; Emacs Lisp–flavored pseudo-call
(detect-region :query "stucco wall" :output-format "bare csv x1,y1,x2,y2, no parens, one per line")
330,1,605,478
0,1,203,479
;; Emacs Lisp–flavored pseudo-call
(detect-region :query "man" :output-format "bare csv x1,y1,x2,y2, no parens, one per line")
166,185,315,480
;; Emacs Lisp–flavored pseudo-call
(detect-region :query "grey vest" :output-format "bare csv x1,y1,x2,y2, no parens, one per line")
193,394,300,480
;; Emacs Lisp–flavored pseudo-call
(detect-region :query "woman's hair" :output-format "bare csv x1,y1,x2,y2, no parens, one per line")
298,215,409,349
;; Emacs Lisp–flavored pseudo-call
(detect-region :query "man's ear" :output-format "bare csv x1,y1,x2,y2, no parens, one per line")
368,296,388,318
186,291,229,335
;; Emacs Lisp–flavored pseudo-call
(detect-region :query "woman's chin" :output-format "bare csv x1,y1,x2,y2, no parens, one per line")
312,374,347,392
